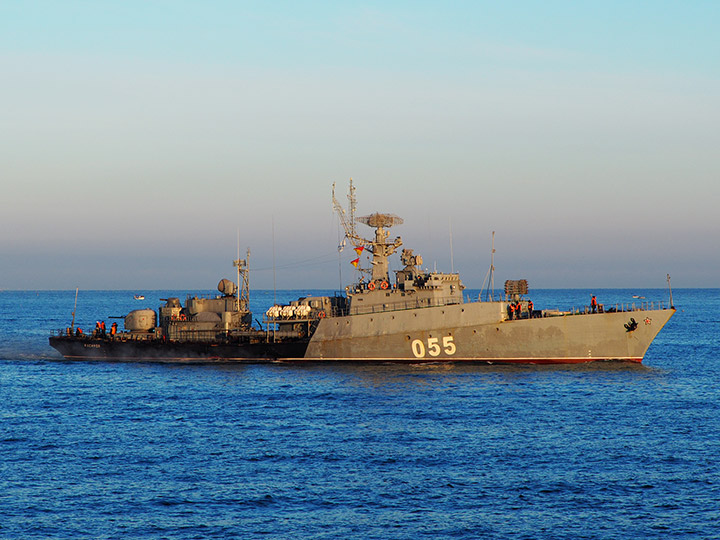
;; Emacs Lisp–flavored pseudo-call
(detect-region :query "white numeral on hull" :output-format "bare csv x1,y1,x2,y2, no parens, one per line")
411,336,456,358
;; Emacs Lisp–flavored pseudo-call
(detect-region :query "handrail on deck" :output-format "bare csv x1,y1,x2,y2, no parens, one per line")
348,296,462,316
557,300,670,316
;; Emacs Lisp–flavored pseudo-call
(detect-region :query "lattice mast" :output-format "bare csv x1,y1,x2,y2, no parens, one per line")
333,179,367,279
332,178,360,247
234,248,250,312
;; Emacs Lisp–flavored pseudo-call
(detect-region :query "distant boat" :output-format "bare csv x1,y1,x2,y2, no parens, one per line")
134,295,145,300
632,295,645,299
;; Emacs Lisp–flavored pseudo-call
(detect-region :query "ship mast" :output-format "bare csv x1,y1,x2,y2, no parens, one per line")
356,212,403,282
332,179,403,284
332,178,360,247
480,231,496,301
71,287,79,332
333,178,365,279
234,248,250,312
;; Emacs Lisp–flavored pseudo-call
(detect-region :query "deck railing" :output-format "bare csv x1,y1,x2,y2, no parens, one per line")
542,300,670,317
347,296,463,316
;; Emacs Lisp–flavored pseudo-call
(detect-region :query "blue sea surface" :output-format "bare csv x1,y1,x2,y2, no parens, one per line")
1,288,719,539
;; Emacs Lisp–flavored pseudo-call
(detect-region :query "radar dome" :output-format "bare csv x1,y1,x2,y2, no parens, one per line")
218,279,237,296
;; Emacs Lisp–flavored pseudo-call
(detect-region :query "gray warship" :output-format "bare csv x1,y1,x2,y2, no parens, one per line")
50,181,675,363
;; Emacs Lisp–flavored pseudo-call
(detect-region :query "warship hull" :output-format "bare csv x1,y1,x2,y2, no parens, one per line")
47,181,676,365
302,304,674,363
49,304,674,364
48,335,310,363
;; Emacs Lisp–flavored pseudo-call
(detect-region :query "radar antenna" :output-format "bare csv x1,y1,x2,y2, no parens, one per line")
356,213,403,228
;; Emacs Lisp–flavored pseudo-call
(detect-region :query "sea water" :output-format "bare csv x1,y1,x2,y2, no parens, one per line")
1,288,718,539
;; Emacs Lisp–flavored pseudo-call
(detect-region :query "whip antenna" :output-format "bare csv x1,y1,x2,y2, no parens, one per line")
480,232,496,301
71,287,79,332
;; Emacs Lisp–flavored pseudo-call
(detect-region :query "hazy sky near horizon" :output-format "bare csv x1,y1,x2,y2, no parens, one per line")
2,1,719,290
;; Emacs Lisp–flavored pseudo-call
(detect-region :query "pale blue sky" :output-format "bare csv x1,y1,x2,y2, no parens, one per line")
2,1,718,290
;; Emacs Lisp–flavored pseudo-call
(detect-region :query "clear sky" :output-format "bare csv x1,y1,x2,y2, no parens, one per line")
2,1,718,290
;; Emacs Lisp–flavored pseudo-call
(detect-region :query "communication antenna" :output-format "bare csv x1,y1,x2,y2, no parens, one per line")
337,227,344,290
347,178,357,239
449,218,454,274
235,229,240,311
332,178,365,278
332,177,359,246
480,231,496,301
272,217,277,306
71,287,79,332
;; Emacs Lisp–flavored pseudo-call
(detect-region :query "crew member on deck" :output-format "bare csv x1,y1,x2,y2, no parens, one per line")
528,300,534,318
591,295,598,313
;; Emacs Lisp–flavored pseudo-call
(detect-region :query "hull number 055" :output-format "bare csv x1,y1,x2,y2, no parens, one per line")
411,336,456,358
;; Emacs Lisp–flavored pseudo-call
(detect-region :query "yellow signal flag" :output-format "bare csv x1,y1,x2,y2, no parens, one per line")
350,258,360,268
354,246,364,256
